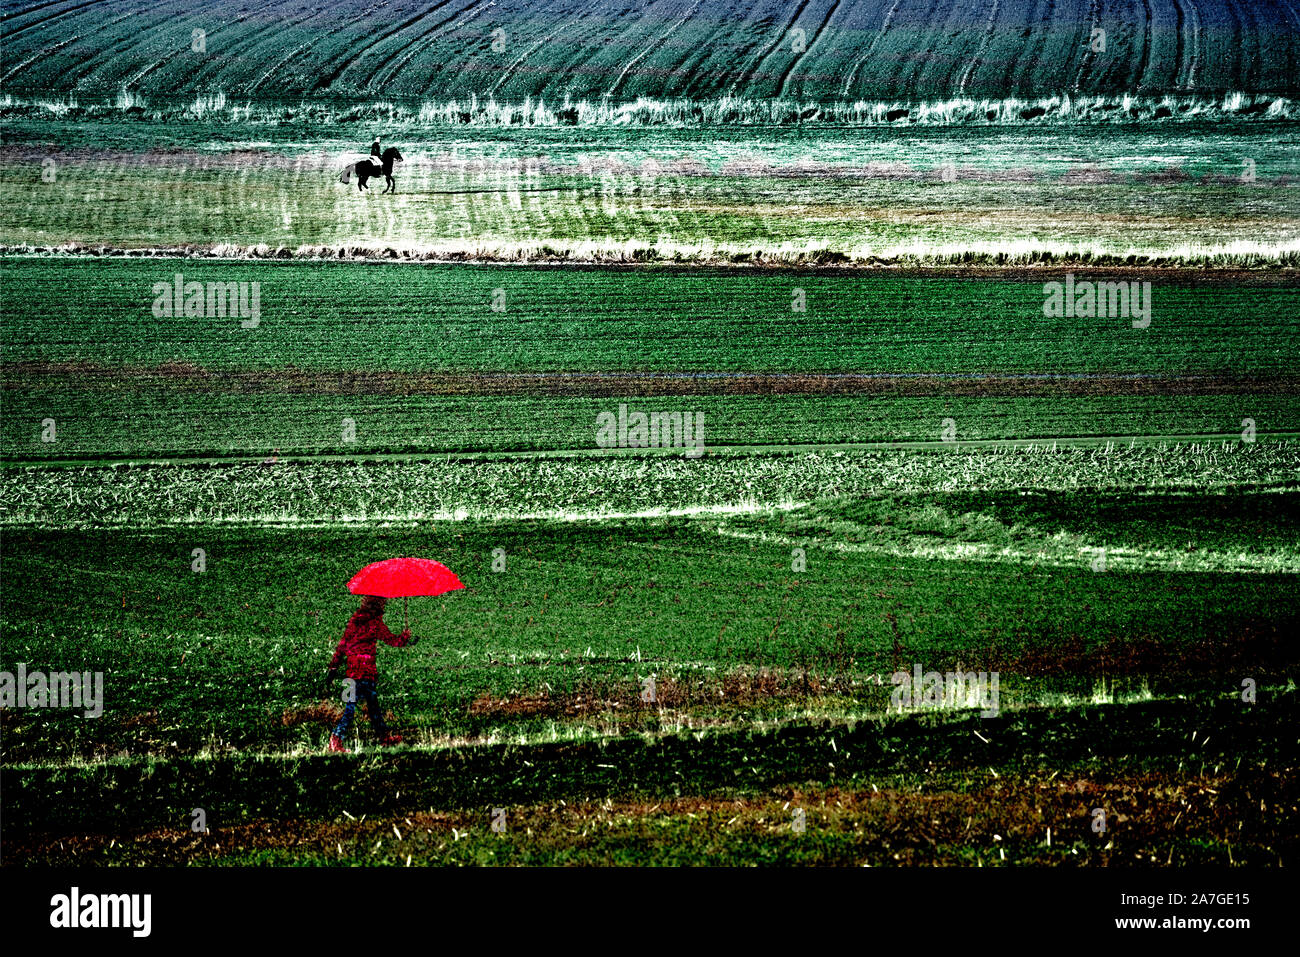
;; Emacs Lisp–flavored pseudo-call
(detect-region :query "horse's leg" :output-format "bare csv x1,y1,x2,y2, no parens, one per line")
385,175,395,193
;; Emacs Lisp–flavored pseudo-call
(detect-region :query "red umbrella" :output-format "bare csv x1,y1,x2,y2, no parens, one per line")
347,557,464,629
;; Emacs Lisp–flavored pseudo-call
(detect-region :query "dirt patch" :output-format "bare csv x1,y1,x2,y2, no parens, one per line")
985,616,1294,680
6,360,1297,398
280,700,345,728
116,710,160,730
468,668,850,719
8,766,1291,865
280,699,398,729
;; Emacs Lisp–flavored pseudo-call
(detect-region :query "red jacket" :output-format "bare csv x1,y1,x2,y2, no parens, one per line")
329,608,410,682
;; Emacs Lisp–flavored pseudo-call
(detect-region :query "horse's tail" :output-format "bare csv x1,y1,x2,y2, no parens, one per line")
339,165,352,184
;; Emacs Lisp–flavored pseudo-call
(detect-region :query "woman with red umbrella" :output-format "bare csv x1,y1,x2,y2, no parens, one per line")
326,595,417,752
325,557,464,753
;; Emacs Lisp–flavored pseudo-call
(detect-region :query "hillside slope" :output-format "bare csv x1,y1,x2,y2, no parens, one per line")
2,0,1298,101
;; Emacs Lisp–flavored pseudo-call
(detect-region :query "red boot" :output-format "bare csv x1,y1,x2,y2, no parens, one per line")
379,733,403,747
328,734,349,753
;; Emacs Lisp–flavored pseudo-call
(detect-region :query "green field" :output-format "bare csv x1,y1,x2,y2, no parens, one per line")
3,0,1298,872
3,259,1297,463
3,118,1297,264
5,260,1298,374
4,0,1298,101
3,256,1297,865
4,490,1297,864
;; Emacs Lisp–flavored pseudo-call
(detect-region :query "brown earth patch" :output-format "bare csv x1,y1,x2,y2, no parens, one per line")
280,700,345,728
5,360,1295,399
982,615,1295,679
116,710,160,730
7,767,1291,865
280,699,398,729
468,668,852,719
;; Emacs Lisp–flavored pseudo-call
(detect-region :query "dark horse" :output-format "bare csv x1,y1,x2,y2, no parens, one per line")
340,146,403,193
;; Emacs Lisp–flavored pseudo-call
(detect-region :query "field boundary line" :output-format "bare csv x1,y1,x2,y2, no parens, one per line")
4,432,1299,470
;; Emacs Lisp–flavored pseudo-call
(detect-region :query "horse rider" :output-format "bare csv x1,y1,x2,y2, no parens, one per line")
370,135,383,171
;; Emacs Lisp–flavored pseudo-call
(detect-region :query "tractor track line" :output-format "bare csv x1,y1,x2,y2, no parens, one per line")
958,0,999,96
607,0,705,99
247,5,387,95
369,0,479,93
71,0,287,93
1171,0,1187,89
1134,0,1153,91
146,0,319,95
776,0,842,99
309,1,467,94
0,0,108,39
498,0,623,104
1073,0,1100,91
841,0,902,97
728,0,814,97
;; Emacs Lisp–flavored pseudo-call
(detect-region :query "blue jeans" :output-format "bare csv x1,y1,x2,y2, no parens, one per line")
333,679,389,740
